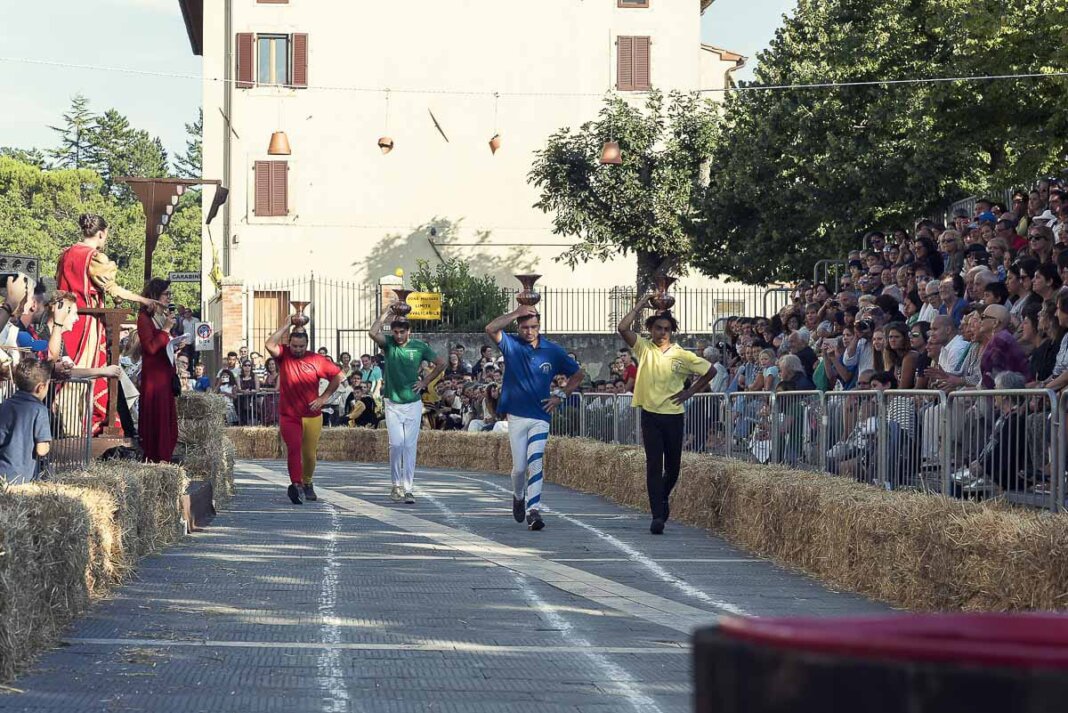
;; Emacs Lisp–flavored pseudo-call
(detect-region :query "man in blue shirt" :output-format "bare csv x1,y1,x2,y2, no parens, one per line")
485,305,584,530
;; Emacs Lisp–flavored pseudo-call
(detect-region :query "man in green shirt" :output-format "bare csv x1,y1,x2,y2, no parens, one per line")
370,306,446,503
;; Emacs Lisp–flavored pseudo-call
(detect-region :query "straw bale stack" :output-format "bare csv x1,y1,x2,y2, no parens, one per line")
0,460,189,680
545,444,1068,612
177,393,235,504
53,465,145,564
418,431,507,472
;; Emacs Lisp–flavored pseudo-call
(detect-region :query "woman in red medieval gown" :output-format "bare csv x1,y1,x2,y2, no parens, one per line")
56,214,162,434
137,278,180,462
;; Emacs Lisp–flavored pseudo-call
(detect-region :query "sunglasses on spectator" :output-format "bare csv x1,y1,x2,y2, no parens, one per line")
909,332,923,338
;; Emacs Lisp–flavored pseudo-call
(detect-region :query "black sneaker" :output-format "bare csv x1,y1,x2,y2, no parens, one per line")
303,484,317,501
512,497,525,523
650,518,665,535
403,491,415,504
526,509,545,531
287,484,304,505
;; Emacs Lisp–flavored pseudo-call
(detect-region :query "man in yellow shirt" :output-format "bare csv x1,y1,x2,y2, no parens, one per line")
618,294,716,534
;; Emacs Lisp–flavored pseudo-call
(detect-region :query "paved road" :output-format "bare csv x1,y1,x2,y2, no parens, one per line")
2,460,885,713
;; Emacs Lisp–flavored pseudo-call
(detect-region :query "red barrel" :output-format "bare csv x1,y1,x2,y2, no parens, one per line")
693,614,1068,713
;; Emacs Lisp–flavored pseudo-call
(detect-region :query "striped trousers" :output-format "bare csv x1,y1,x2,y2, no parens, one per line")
507,415,550,513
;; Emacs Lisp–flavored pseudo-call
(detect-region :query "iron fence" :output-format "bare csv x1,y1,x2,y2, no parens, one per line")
237,277,773,355
560,389,1066,512
0,375,93,479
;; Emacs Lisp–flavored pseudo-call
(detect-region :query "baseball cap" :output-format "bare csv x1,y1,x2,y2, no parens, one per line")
976,211,997,224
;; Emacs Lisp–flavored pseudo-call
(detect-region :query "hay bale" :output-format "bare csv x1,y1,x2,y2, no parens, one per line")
535,443,1068,612
177,393,230,494
53,465,145,565
0,484,94,680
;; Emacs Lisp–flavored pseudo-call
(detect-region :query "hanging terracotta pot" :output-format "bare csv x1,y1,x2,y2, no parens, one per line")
489,134,502,155
267,131,292,156
378,136,394,154
599,140,622,165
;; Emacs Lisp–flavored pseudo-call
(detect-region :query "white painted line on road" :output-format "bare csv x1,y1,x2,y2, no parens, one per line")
239,463,718,635
63,638,689,654
448,473,751,617
316,503,351,713
421,491,664,713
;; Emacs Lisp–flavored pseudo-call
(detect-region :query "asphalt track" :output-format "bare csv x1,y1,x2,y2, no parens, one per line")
1,460,886,712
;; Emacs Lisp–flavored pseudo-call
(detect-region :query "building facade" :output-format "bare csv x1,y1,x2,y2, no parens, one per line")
178,0,747,352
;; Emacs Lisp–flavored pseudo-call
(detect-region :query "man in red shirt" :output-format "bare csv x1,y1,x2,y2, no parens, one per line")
265,321,344,504
619,348,638,392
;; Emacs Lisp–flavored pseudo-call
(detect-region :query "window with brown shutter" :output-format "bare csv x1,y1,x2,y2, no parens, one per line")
257,0,289,3
618,0,649,7
254,161,289,217
616,36,651,91
236,33,254,88
291,33,308,88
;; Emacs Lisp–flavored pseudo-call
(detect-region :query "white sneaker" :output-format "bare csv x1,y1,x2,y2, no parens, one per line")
389,486,403,502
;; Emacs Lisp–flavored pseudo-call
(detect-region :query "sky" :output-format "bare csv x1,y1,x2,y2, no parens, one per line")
0,0,792,161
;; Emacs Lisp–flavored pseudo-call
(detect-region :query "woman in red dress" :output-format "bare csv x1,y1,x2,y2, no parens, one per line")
56,214,161,433
137,279,180,463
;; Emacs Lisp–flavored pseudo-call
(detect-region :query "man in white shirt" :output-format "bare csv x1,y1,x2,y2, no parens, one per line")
933,315,968,375
917,281,942,324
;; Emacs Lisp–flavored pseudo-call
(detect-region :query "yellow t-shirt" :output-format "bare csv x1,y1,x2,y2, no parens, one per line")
631,337,712,415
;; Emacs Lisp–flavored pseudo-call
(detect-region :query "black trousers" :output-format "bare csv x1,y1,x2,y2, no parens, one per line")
640,409,684,521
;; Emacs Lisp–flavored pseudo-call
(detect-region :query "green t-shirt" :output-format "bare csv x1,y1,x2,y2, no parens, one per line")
382,337,437,404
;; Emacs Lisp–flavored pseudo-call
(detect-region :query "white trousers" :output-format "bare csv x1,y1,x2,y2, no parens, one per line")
508,415,550,513
385,399,423,491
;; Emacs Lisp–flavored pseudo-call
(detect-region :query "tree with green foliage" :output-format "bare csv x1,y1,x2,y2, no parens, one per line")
409,257,509,333
694,0,1068,285
90,108,169,198
528,91,718,289
48,94,97,171
175,108,203,179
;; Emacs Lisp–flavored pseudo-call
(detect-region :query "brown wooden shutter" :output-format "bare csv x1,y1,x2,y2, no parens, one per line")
291,33,308,88
617,36,634,91
633,37,651,90
236,33,254,88
254,161,271,215
257,0,289,4
269,161,289,215
254,161,289,217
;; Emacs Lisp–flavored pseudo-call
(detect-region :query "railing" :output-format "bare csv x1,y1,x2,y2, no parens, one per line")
240,277,773,357
555,389,1066,512
0,376,93,478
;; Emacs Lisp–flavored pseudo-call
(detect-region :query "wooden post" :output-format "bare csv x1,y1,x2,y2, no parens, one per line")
80,307,135,436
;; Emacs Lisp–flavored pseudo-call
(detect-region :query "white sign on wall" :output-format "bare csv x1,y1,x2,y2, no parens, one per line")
194,321,214,352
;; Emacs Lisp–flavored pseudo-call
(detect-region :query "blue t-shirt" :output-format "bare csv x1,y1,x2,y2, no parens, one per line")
0,391,52,484
193,376,212,392
497,334,580,422
16,327,48,355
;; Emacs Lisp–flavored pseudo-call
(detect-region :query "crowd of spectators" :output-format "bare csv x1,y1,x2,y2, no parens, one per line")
691,180,1068,498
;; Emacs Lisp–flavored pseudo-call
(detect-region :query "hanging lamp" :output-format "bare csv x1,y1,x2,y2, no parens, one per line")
488,92,502,155
599,140,622,165
268,131,292,155
378,90,394,154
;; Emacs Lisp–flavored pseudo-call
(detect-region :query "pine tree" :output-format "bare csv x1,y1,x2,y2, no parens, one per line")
48,94,96,170
175,108,203,179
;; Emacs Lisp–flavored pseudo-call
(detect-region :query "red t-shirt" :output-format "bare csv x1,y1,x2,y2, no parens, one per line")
624,364,638,383
277,345,341,419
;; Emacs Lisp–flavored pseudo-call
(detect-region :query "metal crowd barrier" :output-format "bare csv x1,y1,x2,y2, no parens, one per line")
561,389,1066,512
0,376,93,477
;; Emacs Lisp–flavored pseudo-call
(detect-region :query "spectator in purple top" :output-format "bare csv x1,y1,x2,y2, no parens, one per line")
978,304,1030,388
